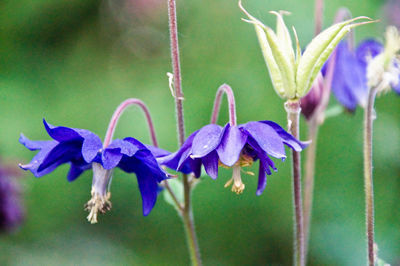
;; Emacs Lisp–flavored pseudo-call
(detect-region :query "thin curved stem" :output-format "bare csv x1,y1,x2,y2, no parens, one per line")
364,86,378,266
285,100,305,266
103,98,182,212
210,84,237,126
168,0,201,265
103,98,158,148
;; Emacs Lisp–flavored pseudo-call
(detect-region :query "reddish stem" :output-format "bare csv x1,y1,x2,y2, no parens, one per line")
210,84,237,126
103,98,158,148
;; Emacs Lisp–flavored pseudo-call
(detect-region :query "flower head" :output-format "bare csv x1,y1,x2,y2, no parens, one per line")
367,26,400,93
19,119,169,222
239,0,374,100
0,162,24,232
325,32,400,111
323,39,382,110
158,121,307,195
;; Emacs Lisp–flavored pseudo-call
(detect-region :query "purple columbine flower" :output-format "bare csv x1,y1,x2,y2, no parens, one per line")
0,163,24,232
324,39,400,111
19,119,169,222
158,121,307,195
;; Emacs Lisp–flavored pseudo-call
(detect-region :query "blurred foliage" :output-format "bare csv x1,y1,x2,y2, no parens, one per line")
0,0,399,265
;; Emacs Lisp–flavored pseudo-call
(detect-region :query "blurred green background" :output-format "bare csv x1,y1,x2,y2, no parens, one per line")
1,0,399,265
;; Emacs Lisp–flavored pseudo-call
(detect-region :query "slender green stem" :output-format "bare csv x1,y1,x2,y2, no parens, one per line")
364,87,378,266
303,118,318,259
168,0,202,265
182,174,201,266
285,100,305,266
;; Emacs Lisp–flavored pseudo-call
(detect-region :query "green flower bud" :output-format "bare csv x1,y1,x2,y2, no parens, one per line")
239,0,375,100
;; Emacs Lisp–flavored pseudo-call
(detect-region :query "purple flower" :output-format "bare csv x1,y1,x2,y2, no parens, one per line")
19,119,169,221
158,121,307,195
324,39,400,110
0,162,24,232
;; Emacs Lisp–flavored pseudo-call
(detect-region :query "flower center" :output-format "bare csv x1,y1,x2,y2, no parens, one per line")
85,163,113,224
224,165,245,194
221,153,254,194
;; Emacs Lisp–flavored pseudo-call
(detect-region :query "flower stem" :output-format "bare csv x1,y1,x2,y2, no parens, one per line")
168,0,201,265
285,100,305,266
103,98,158,148
314,0,324,35
364,86,378,266
210,84,237,126
302,6,349,261
303,118,318,259
103,98,183,213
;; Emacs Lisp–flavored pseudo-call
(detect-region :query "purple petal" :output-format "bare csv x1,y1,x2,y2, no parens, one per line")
241,121,286,159
216,124,247,167
256,160,267,196
191,124,224,158
156,130,199,174
43,120,102,163
135,167,159,216
356,39,383,65
260,121,308,151
255,153,276,196
37,141,83,172
190,158,202,178
19,141,59,177
102,149,123,170
330,40,368,110
117,149,169,183
67,163,91,182
43,119,82,142
145,145,171,158
202,151,219,179
19,134,51,151
75,129,102,163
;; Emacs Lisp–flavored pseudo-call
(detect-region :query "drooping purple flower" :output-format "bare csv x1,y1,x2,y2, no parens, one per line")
324,39,400,110
19,119,169,222
158,121,307,195
0,162,24,232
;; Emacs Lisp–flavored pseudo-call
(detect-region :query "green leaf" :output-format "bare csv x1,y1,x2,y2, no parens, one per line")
296,17,375,98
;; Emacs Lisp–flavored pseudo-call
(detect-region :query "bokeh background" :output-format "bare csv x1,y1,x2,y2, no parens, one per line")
1,0,399,265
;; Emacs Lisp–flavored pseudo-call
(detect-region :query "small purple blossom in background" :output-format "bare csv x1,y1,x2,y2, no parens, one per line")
384,0,400,30
324,40,382,111
324,39,400,111
19,119,169,223
300,73,325,120
0,161,24,232
158,121,307,195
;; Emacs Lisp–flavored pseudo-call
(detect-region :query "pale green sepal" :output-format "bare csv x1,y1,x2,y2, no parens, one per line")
163,179,183,213
270,11,296,69
292,27,301,72
262,25,297,98
296,16,373,98
254,24,286,98
239,1,286,98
